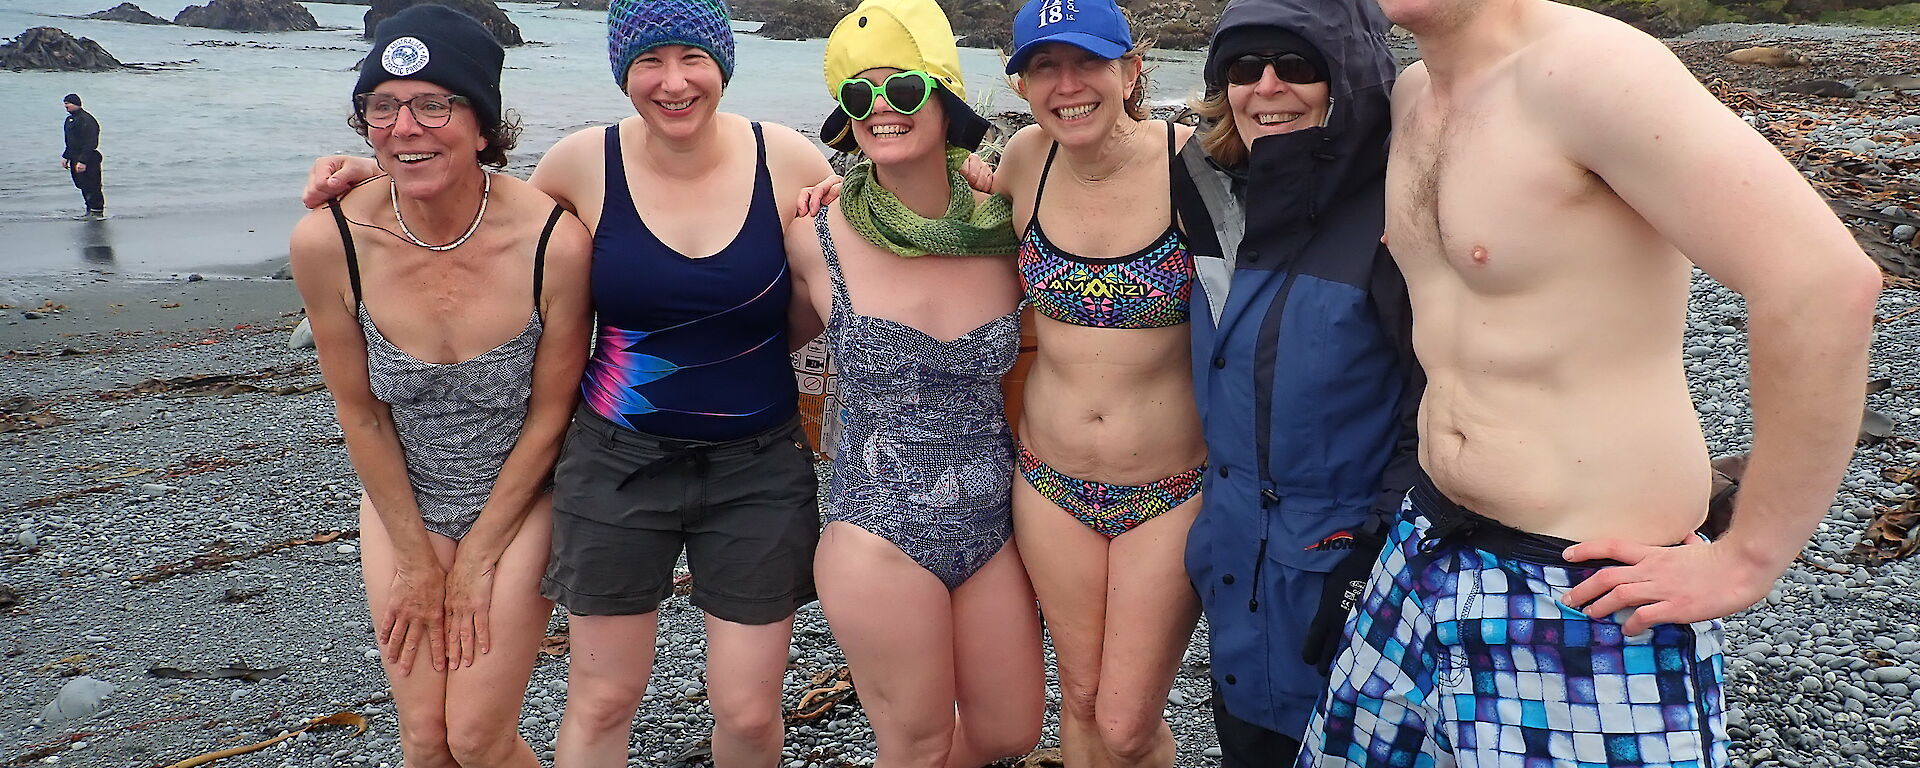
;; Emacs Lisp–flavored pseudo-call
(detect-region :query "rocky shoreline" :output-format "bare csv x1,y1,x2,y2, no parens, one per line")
1,18,1917,768
3,259,1917,768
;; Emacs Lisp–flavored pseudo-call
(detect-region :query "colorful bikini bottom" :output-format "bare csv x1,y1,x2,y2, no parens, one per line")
1016,441,1206,538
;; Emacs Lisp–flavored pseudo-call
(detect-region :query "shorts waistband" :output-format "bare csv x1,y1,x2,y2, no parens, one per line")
573,406,806,491
575,405,803,458
1409,473,1627,569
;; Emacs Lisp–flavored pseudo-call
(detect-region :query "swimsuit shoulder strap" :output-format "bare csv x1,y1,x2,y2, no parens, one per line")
601,123,633,214
532,204,563,307
1165,120,1179,182
746,121,775,224
1033,141,1062,210
814,207,851,314
327,200,362,305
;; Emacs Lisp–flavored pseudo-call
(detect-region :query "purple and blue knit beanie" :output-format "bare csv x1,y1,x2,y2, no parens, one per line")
608,0,736,89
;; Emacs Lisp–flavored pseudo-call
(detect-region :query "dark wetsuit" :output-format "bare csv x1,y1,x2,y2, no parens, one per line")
63,108,104,213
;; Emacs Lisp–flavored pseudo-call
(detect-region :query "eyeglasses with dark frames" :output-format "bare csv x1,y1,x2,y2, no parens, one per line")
354,92,470,129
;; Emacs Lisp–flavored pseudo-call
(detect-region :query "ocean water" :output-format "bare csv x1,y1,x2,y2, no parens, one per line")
0,0,1204,277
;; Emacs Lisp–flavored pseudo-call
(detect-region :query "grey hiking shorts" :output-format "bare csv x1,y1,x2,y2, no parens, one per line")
541,407,820,625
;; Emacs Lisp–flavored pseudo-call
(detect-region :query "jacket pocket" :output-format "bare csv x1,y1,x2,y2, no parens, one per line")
1265,496,1384,674
1264,495,1371,573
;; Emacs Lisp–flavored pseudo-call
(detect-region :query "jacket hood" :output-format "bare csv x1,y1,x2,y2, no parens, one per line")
1207,0,1394,213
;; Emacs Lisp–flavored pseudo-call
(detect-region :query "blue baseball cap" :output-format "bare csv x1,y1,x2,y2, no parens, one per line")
1004,0,1133,75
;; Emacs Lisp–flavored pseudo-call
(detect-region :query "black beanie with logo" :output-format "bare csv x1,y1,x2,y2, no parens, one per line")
353,4,505,129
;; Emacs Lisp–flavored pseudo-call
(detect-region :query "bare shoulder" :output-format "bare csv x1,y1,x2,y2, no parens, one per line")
995,124,1051,192
495,175,591,257
1169,119,1197,149
531,124,612,203
1002,124,1050,165
288,204,351,310
1513,8,1686,107
540,211,594,290
757,119,819,154
1512,9,1733,164
541,124,608,165
756,118,833,183
784,205,828,277
289,204,347,267
1389,60,1430,118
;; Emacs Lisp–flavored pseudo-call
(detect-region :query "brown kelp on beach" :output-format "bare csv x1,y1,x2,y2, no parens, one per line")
1673,38,1920,280
1679,36,1920,564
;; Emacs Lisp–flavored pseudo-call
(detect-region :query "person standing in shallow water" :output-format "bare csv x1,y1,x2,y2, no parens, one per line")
61,93,105,219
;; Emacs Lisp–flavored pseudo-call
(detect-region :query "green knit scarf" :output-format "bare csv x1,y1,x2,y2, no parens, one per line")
839,146,1018,259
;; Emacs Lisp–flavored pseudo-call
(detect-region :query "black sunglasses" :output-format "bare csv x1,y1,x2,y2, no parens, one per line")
1223,53,1324,86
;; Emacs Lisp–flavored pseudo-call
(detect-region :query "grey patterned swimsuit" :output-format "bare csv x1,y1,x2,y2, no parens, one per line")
329,202,564,540
814,208,1022,589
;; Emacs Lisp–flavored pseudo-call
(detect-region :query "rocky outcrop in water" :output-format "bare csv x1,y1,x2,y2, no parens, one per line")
364,0,523,46
741,0,1911,47
0,27,126,71
86,3,172,24
174,0,319,31
552,0,608,8
751,0,847,40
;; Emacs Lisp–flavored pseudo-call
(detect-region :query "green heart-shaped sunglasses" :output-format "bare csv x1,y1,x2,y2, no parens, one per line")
836,70,939,121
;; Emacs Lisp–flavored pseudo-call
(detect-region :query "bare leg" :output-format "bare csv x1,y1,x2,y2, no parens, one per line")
705,612,795,768
948,539,1046,768
444,498,555,768
554,612,660,768
817,521,961,768
360,499,459,768
1091,496,1202,767
1012,478,1115,768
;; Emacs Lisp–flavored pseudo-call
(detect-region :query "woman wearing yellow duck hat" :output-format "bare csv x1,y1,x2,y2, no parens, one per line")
784,0,1046,765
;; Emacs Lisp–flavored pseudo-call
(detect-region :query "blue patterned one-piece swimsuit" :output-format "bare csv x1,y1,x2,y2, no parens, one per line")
813,208,1022,589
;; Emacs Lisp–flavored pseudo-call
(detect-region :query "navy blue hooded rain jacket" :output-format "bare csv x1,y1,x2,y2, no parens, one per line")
1174,0,1422,738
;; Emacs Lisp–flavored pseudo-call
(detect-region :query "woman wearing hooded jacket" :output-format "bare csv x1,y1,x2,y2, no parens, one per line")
1170,0,1421,764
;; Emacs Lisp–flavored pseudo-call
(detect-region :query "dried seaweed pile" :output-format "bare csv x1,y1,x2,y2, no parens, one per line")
1675,38,1920,279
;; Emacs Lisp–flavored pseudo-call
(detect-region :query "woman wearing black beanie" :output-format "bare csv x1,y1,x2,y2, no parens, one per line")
288,5,593,765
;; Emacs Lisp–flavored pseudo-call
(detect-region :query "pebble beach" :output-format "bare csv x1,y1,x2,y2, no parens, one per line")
3,16,1920,768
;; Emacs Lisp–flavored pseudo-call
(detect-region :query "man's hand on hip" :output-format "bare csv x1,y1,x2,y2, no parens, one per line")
1561,535,1774,636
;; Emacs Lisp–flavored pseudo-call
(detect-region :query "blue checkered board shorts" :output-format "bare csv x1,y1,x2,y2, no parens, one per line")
1295,495,1729,768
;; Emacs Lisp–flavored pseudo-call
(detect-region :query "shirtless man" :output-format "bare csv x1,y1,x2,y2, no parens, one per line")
1294,0,1881,765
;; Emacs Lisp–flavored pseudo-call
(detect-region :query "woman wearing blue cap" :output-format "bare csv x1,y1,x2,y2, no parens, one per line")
992,0,1205,765
785,1,1048,765
290,5,593,766
305,1,835,765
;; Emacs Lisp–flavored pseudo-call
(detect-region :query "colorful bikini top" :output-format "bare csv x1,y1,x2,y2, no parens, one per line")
1018,123,1194,330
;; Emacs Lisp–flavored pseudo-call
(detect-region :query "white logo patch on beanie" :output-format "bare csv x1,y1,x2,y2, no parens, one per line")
381,36,430,76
